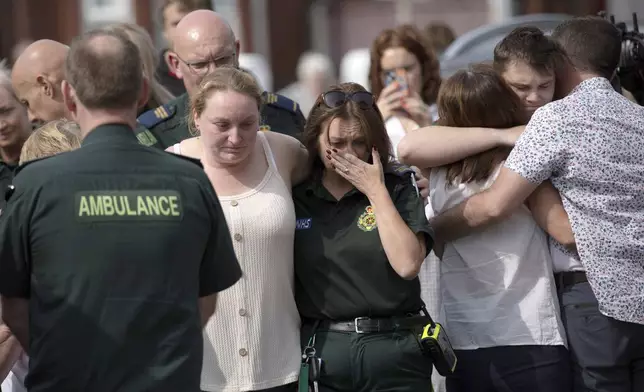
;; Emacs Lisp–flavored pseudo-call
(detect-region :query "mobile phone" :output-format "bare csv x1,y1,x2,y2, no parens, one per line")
384,69,407,91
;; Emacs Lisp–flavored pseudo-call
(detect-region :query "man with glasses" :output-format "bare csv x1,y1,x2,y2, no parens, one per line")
156,0,212,96
136,10,305,149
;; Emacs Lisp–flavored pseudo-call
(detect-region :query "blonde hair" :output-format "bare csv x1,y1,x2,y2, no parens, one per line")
20,119,81,164
188,67,263,135
101,23,174,109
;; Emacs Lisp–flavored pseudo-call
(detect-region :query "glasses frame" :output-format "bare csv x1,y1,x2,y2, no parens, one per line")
319,91,375,109
172,52,237,75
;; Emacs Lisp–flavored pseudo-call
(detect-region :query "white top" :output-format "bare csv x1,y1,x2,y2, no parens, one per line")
386,116,407,161
194,133,301,391
550,238,584,273
386,109,438,220
386,105,439,162
1,353,28,392
429,165,566,350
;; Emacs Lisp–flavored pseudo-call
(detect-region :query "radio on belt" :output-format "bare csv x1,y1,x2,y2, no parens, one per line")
418,307,458,376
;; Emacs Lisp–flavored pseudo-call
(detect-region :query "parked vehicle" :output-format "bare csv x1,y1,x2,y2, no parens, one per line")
440,13,572,77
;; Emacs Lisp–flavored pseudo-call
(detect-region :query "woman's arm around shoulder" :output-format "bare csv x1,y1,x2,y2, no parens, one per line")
263,131,309,188
526,181,576,252
397,125,524,169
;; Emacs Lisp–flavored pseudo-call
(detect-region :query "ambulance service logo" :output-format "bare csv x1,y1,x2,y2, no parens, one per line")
357,206,377,232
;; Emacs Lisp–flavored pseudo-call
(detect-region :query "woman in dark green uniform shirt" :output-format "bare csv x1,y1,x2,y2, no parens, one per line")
293,83,434,392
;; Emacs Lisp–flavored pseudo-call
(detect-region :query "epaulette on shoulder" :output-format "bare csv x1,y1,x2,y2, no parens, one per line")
166,151,203,169
263,92,300,114
137,103,177,129
388,162,415,177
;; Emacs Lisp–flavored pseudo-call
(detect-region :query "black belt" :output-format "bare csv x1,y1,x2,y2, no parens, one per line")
556,271,587,289
313,315,429,334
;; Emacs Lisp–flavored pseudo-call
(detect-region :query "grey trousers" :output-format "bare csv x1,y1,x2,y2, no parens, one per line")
560,281,644,392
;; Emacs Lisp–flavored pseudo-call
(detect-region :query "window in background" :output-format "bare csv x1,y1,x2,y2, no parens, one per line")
82,0,135,31
517,0,605,16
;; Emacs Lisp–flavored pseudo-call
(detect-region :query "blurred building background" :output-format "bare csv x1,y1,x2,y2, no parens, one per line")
1,0,642,91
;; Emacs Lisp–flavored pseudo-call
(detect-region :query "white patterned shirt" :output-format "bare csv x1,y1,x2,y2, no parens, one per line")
505,77,644,325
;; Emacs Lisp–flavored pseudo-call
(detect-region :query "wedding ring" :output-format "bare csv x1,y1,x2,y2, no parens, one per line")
343,168,349,173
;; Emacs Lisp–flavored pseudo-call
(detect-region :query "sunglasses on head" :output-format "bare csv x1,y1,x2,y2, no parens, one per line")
320,91,375,109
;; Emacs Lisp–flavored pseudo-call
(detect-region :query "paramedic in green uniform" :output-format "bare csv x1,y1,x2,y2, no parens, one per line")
0,30,241,392
135,9,305,150
293,83,434,392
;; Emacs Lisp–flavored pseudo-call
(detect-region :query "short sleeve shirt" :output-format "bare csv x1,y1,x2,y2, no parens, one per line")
293,168,433,320
505,77,644,324
0,124,241,392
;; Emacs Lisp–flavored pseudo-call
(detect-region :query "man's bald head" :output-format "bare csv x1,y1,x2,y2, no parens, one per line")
13,39,69,85
11,39,70,124
173,10,236,52
168,10,240,96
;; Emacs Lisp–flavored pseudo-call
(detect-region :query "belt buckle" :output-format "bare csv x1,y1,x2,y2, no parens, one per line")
354,317,369,334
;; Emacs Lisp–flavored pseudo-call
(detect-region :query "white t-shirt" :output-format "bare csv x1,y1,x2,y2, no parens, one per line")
386,110,437,220
1,353,28,392
550,239,584,273
429,165,566,350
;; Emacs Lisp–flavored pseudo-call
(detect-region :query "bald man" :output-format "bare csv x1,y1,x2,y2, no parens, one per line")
135,10,305,149
11,40,70,126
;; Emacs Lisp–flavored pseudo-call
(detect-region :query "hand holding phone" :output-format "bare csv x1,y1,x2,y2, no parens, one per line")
384,69,408,92
377,69,409,120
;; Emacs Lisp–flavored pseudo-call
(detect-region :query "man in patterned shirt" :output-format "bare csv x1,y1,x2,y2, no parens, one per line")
430,16,644,392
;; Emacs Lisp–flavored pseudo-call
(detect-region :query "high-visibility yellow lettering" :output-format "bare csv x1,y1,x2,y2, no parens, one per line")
158,196,170,215
125,196,137,215
102,196,114,215
89,196,104,216
145,196,160,215
136,196,149,215
79,196,90,216
76,191,183,221
169,196,180,216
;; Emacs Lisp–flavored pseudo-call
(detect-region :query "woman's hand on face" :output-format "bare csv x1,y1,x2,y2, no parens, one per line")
327,148,385,199
376,82,407,121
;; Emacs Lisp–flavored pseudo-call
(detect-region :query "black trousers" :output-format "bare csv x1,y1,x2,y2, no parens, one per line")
560,281,644,392
300,323,433,392
445,345,570,392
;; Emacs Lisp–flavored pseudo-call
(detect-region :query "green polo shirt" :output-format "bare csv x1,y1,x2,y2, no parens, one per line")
293,166,433,320
0,123,241,392
134,91,305,150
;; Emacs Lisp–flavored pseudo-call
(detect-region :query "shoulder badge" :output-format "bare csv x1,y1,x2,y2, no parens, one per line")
259,125,271,132
389,162,415,177
135,128,159,147
263,92,300,114
136,103,177,129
